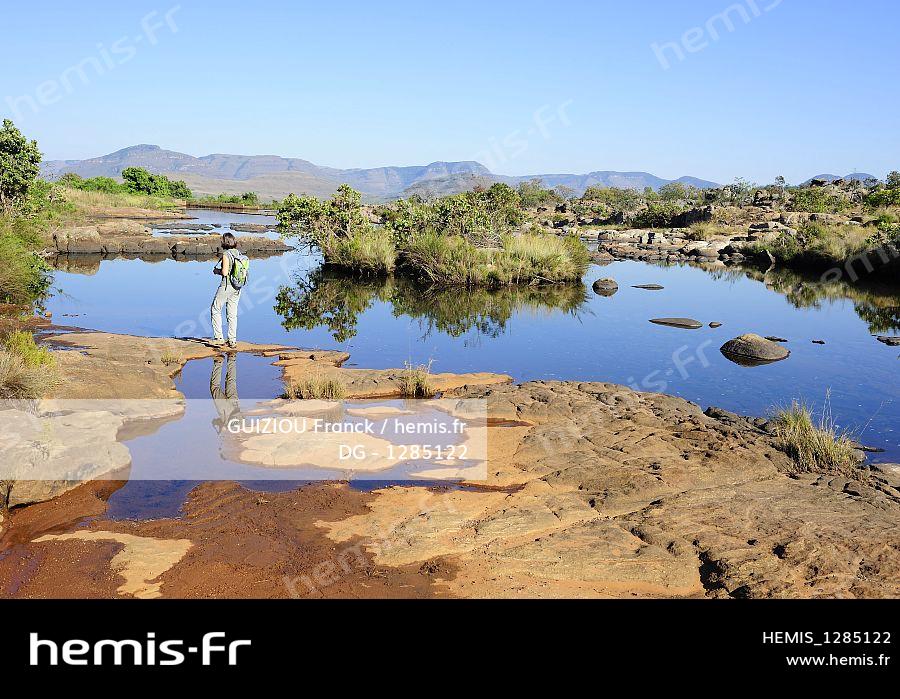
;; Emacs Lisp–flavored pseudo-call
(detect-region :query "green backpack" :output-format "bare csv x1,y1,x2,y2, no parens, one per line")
226,250,250,290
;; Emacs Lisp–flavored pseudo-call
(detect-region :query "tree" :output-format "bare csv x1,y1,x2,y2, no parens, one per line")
887,171,900,189
0,120,42,212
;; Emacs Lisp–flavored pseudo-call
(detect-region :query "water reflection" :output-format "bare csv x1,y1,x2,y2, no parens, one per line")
210,354,241,433
751,268,900,335
275,267,590,342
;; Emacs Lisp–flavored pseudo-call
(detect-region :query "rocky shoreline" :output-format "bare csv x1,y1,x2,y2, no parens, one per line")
2,327,898,598
49,221,292,257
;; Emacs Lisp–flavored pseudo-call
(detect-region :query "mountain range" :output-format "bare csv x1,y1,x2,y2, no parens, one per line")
41,145,721,201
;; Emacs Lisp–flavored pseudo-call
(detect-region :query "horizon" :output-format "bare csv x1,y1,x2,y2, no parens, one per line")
4,1,899,183
42,141,884,187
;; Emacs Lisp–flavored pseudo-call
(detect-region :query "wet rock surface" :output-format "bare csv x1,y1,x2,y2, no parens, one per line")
3,374,898,597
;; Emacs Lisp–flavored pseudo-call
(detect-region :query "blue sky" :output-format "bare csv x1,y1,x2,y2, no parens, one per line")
2,0,898,183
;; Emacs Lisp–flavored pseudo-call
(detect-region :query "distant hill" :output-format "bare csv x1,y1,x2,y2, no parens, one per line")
800,172,880,186
41,144,719,201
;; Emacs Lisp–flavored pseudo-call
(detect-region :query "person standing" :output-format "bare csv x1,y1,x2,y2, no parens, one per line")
210,232,249,349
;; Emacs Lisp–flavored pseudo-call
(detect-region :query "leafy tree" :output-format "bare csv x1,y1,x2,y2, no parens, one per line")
120,167,192,199
581,186,643,213
658,182,701,203
0,120,42,212
886,171,900,189
167,179,192,199
517,178,561,208
553,185,575,201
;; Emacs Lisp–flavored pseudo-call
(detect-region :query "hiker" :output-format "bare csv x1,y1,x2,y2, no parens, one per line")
210,232,249,349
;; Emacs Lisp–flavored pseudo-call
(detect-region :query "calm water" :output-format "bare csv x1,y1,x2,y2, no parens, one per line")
47,248,900,461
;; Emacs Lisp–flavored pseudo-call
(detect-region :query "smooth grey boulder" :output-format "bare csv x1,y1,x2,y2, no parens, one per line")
592,278,619,296
721,333,790,364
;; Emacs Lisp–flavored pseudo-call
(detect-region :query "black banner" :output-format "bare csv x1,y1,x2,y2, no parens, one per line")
5,599,897,682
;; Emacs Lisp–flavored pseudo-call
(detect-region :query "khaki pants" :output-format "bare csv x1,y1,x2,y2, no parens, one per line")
211,281,241,343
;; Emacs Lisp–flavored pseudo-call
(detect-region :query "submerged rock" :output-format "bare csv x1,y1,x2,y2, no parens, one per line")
592,278,619,296
709,322,723,328
649,317,703,330
721,333,790,364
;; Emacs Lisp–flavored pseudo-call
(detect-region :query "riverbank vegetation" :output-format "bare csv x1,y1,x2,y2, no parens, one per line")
60,167,192,199
0,329,57,398
772,400,860,476
0,120,58,305
397,361,435,398
277,183,588,286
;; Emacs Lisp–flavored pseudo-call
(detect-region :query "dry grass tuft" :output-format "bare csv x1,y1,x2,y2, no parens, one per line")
772,398,861,476
283,373,346,400
397,361,435,398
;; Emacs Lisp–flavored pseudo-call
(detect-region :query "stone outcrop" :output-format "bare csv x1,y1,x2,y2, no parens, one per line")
316,381,900,598
49,228,291,257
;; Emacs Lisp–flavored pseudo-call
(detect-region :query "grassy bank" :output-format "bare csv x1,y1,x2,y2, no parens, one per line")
743,221,899,275
401,231,588,286
59,186,184,212
278,184,589,287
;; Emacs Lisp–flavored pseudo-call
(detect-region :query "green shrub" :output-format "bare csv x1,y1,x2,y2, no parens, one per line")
632,202,686,228
789,187,848,214
0,215,52,304
517,179,562,208
1,330,54,367
0,119,42,212
0,349,56,398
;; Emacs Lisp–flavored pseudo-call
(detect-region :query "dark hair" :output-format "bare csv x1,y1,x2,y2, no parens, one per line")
221,232,238,250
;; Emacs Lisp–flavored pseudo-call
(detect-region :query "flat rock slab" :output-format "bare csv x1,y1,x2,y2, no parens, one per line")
278,351,511,399
632,284,664,290
650,317,703,329
876,336,900,347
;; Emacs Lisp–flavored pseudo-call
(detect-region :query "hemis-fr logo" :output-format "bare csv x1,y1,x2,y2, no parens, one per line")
30,632,251,666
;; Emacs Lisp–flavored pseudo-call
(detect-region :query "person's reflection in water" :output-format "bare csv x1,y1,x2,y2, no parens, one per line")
210,353,241,433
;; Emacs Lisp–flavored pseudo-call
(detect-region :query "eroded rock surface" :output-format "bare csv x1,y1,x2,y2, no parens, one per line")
317,381,900,598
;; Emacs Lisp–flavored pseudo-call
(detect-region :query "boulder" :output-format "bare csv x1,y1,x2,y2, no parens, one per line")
721,333,790,364
876,336,900,347
592,278,619,296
